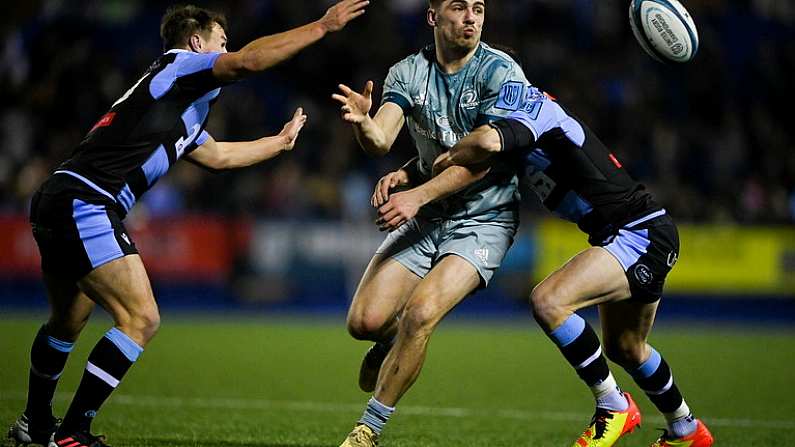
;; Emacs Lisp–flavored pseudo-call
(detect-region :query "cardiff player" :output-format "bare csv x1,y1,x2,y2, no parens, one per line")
332,0,529,445
400,87,715,447
7,2,367,446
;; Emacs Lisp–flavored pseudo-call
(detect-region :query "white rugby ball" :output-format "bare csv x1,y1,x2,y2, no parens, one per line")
629,0,699,63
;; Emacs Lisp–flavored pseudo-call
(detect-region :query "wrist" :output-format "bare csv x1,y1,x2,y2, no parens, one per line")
315,19,332,36
411,186,433,207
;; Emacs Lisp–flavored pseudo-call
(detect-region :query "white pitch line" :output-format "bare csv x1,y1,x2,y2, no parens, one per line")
2,391,794,430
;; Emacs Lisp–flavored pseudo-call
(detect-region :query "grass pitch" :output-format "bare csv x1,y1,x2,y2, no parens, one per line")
1,314,793,446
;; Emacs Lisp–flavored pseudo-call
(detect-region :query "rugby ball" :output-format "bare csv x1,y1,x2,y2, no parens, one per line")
629,0,699,63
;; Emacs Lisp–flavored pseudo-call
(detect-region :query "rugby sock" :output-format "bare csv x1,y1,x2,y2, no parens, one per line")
25,325,74,421
548,314,628,411
59,328,143,434
626,347,697,437
358,397,395,435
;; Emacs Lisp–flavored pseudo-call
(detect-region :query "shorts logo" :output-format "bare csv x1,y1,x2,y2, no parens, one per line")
634,264,653,285
666,251,678,267
474,248,489,265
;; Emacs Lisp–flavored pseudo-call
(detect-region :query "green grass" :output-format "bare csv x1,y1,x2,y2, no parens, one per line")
1,314,794,446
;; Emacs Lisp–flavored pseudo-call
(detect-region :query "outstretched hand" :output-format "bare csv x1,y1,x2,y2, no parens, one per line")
332,81,374,124
279,107,308,151
319,0,369,33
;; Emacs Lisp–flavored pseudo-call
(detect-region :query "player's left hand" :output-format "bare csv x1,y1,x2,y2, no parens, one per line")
279,107,308,151
432,152,454,177
319,0,370,33
376,190,422,232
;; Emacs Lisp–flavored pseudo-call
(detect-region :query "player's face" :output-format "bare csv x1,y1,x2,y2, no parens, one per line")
196,22,228,53
432,0,485,52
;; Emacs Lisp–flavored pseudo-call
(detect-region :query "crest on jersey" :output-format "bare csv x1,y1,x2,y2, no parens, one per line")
460,89,479,109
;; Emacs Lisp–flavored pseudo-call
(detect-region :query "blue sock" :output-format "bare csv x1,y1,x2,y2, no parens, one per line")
358,397,395,435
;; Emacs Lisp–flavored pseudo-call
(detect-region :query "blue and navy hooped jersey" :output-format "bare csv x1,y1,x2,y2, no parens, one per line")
504,88,660,238
58,49,229,216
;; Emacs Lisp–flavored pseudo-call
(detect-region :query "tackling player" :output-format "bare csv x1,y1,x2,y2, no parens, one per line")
331,0,527,445
7,2,367,446
405,87,715,447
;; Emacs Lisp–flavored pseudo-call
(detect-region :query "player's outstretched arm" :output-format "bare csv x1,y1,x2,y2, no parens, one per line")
332,82,405,156
187,108,307,170
213,0,368,81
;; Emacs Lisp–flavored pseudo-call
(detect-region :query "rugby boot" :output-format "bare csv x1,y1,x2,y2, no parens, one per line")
358,342,390,393
7,413,58,446
571,392,641,447
339,424,378,447
52,431,110,447
650,419,714,447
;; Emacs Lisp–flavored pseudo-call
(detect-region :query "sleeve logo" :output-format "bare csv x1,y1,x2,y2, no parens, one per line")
495,81,525,111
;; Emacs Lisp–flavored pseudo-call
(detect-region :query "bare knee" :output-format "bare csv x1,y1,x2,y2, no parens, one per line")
400,299,441,341
347,309,392,341
116,303,160,347
529,283,569,331
604,338,648,367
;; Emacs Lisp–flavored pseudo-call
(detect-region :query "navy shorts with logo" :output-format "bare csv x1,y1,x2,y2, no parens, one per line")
30,174,138,282
594,210,680,303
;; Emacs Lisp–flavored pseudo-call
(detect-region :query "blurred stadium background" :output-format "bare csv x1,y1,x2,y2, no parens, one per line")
1,1,794,445
0,0,793,318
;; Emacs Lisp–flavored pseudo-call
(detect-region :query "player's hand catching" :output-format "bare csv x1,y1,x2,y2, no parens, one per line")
371,169,410,208
279,108,308,151
319,0,369,33
332,81,374,124
376,190,423,232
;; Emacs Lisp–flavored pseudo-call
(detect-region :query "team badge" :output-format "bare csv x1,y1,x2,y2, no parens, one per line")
474,248,489,265
460,89,479,109
634,264,653,285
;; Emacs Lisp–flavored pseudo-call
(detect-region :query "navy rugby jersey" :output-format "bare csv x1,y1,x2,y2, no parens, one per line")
57,49,230,216
497,87,660,240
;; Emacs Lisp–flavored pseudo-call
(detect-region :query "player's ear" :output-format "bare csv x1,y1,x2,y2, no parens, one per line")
189,34,202,52
427,8,437,27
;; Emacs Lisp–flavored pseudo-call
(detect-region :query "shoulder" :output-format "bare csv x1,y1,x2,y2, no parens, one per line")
388,46,431,76
477,43,527,84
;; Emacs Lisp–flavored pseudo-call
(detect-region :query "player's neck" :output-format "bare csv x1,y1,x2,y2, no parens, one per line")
434,42,479,74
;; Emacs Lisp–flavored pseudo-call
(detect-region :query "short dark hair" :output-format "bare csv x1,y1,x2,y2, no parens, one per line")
160,5,227,51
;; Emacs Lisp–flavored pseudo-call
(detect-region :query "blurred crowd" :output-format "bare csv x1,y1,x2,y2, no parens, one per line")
1,0,793,224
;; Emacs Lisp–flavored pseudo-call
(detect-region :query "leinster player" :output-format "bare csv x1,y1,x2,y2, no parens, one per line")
7,2,368,446
414,88,715,447
332,0,527,445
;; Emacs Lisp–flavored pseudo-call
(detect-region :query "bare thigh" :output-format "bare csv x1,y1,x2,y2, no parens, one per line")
531,247,632,331
77,254,159,346
347,254,421,339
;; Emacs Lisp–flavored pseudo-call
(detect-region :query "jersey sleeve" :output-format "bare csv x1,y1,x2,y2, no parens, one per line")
476,59,529,126
173,51,229,92
381,61,414,114
495,90,584,152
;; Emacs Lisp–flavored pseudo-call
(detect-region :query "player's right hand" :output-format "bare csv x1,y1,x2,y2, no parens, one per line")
332,81,374,125
319,0,369,33
279,107,308,151
371,169,410,208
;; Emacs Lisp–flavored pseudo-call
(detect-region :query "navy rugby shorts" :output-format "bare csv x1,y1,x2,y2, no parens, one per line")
29,174,138,282
595,210,680,303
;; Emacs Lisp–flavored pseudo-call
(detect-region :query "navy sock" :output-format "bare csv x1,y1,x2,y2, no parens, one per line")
547,314,627,411
26,325,74,420
59,328,142,434
626,347,696,436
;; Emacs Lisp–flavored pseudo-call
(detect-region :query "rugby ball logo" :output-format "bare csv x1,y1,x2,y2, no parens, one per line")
629,0,699,63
